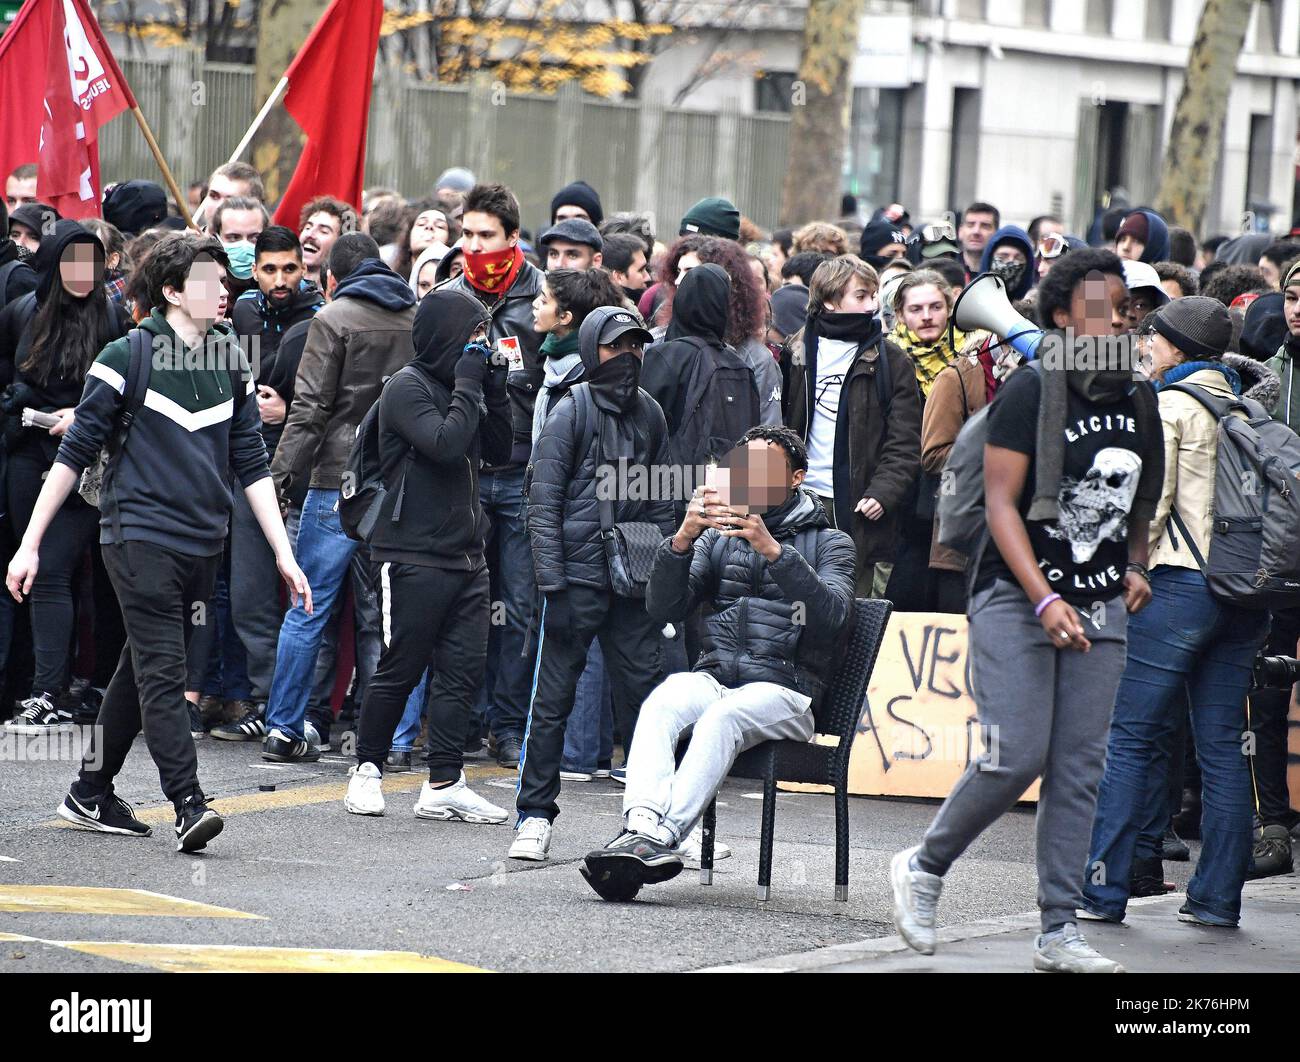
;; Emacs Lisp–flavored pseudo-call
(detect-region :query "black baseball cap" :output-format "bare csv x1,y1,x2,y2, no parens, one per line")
595,308,653,347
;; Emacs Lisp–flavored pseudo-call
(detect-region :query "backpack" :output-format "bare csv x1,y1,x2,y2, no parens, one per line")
1165,383,1300,610
0,259,32,313
660,336,760,467
340,369,415,542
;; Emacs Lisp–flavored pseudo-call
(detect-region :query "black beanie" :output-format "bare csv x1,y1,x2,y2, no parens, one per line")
1240,292,1287,361
1153,295,1234,360
103,180,167,236
679,196,741,240
550,180,603,227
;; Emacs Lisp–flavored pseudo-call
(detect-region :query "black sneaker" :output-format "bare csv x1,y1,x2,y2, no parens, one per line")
261,727,321,763
58,785,152,837
1248,825,1294,879
580,831,683,901
6,693,72,734
71,686,104,725
211,704,267,742
188,700,207,740
495,734,523,768
1161,826,1190,862
1131,855,1175,897
175,792,223,852
385,750,412,772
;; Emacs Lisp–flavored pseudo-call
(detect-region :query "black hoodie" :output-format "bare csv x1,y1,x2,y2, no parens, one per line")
1,221,129,454
640,263,730,431
368,288,512,569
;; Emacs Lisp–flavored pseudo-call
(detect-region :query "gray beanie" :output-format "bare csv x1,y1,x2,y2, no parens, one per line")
435,167,476,194
1152,295,1233,361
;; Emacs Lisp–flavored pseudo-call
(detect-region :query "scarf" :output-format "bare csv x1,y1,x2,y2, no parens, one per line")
1028,332,1163,524
463,244,524,295
1155,359,1243,395
890,322,962,398
533,331,584,442
803,312,879,399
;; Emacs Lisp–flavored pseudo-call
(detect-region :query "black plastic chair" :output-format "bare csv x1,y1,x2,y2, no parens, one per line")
697,597,892,902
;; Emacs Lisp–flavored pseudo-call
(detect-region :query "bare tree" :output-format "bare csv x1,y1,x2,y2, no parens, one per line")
1155,0,1254,234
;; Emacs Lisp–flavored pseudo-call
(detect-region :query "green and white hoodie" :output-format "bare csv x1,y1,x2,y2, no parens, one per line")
55,308,270,556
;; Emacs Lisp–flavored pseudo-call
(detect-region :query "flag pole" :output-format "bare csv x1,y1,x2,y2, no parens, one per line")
190,75,289,227
129,105,200,232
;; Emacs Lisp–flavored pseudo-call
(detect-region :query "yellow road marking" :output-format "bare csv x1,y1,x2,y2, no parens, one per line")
47,764,517,827
1,934,483,972
0,885,262,919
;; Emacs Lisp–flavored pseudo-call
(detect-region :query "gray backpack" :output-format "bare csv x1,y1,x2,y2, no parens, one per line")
936,362,1044,556
1166,383,1300,610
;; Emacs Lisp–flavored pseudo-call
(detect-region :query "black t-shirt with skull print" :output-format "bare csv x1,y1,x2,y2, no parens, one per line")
978,367,1146,604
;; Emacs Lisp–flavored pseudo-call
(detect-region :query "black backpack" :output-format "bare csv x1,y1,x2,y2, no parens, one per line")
659,336,761,467
340,369,415,542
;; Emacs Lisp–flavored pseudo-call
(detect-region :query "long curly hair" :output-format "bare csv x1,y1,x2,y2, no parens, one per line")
656,234,766,346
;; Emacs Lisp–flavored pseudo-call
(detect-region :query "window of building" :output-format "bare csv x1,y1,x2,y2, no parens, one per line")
1085,0,1112,35
755,71,797,114
1246,113,1274,213
948,87,982,216
1144,0,1172,41
1023,0,1051,29
955,0,984,19
849,87,906,208
1254,0,1277,54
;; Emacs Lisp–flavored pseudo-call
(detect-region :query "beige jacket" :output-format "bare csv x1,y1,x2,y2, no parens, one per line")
1149,368,1239,571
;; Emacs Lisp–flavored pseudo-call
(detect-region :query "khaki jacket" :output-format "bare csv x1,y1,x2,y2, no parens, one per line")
920,357,989,571
1149,368,1239,572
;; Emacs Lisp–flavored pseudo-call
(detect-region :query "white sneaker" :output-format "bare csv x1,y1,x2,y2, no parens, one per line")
1033,924,1125,973
674,823,731,867
413,772,509,824
344,762,384,816
304,720,329,754
509,816,553,861
890,846,943,955
560,769,594,782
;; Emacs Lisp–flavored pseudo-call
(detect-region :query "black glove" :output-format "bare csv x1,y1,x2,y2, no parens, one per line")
543,589,572,631
454,348,488,387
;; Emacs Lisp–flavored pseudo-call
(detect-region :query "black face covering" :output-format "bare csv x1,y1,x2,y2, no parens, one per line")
588,350,641,412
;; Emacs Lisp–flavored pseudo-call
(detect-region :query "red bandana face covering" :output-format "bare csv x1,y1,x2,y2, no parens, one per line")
462,245,524,295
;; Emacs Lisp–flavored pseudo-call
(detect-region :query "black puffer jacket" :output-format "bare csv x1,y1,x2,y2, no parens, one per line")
646,490,856,706
527,313,675,593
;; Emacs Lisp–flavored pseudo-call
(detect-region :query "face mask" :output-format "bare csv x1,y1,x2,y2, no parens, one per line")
588,350,641,412
990,257,1025,290
462,245,522,294
226,241,255,280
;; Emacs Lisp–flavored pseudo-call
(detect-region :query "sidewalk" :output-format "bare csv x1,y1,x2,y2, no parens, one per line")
705,876,1300,973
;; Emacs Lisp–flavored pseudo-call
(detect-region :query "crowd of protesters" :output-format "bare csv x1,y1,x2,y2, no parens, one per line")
2,157,1299,971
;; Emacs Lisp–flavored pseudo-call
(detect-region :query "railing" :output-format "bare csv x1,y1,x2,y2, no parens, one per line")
99,56,792,233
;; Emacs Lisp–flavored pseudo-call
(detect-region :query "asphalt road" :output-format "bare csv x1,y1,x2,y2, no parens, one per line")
0,726,1218,973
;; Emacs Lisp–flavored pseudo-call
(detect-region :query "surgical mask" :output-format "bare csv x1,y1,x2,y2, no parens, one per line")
226,241,255,280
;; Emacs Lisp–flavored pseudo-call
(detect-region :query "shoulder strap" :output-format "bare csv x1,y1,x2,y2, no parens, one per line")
1169,507,1209,572
119,328,152,437
0,260,21,306
710,528,728,573
1164,381,1237,420
571,382,611,533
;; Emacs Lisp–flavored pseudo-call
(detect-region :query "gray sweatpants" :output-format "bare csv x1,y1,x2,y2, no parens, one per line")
916,577,1128,932
623,671,814,843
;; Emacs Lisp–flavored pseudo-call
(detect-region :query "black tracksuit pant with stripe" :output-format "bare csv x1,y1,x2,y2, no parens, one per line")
356,562,491,778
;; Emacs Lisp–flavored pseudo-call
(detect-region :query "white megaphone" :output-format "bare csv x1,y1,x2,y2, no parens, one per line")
952,272,1044,360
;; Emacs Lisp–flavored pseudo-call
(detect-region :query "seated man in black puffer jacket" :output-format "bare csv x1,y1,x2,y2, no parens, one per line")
510,305,676,863
580,425,857,899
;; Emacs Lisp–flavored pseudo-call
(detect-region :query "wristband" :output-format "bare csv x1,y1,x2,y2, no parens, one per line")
1126,562,1150,580
1034,592,1062,618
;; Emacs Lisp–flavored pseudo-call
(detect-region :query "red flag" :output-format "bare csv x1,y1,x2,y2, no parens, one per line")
273,0,383,231
0,0,135,220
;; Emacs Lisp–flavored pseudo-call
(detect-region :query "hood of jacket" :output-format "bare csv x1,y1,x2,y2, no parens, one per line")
333,257,417,313
1240,292,1286,361
34,219,97,303
408,243,447,294
761,486,830,534
1127,209,1170,264
666,262,729,344
1221,351,1281,411
1215,232,1271,266
979,225,1035,300
411,287,491,388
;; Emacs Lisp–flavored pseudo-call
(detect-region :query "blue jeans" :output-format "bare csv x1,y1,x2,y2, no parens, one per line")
562,641,613,772
199,566,252,701
390,670,428,753
1084,567,1268,925
266,489,363,741
477,467,534,740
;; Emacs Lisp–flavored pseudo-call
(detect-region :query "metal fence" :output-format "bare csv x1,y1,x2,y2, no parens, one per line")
99,55,792,232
